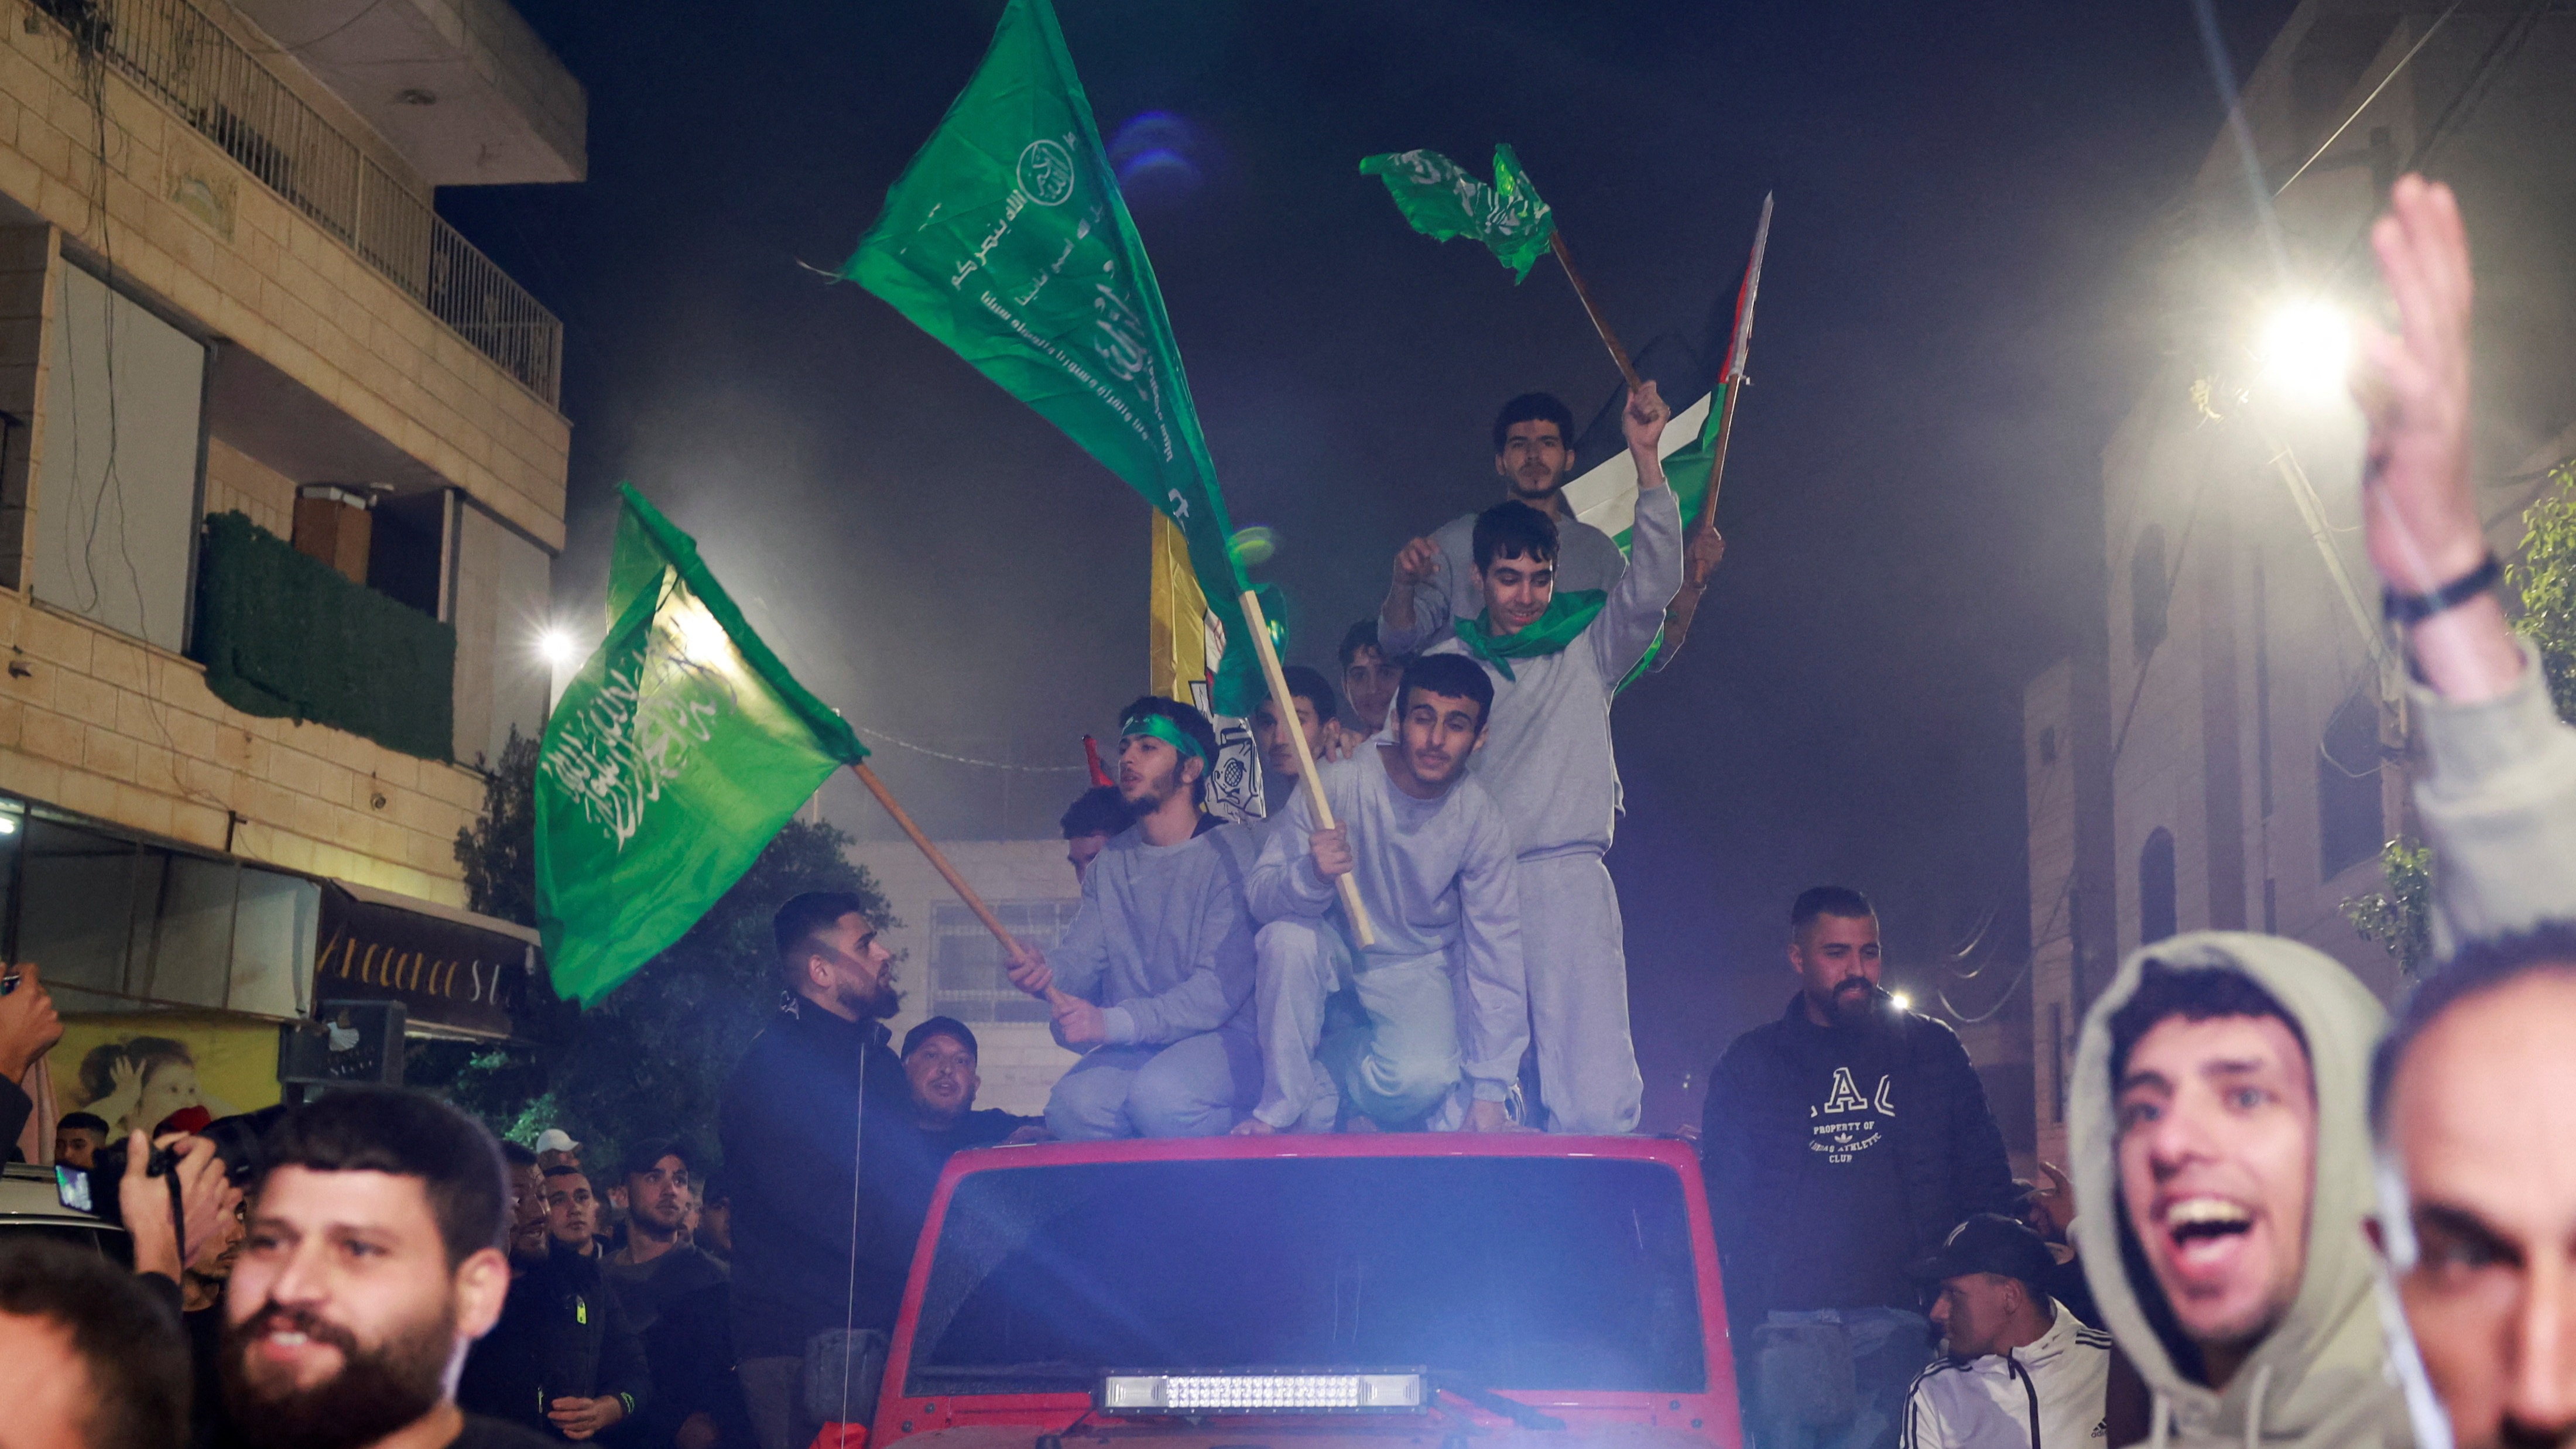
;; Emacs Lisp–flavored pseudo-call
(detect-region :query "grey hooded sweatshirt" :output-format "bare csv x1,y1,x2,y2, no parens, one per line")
2068,934,2404,1449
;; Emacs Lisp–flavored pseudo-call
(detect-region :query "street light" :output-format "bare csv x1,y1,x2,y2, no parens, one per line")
2256,300,2354,401
536,626,579,667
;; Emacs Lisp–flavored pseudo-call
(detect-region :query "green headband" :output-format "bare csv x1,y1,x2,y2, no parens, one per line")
1119,711,1207,765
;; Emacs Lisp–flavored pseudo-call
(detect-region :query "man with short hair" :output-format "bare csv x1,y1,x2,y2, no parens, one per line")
604,1142,737,1449
2068,946,2391,1449
693,1174,732,1265
1703,885,2020,1449
720,891,916,1449
0,1239,192,1449
1059,785,1132,886
1416,382,1677,1133
54,1110,109,1170
224,1087,551,1449
1007,697,1259,1140
183,1187,249,1449
900,1018,1043,1153
1378,391,1632,657
1237,652,1525,1133
1902,1215,2110,1449
462,1163,650,1441
1249,664,1342,805
1338,620,1405,739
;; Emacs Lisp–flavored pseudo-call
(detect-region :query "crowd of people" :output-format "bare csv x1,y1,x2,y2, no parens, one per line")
0,177,2571,1449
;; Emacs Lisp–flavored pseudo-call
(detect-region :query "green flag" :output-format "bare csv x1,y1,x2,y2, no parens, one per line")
1359,145,1558,282
535,485,868,1005
841,0,1263,715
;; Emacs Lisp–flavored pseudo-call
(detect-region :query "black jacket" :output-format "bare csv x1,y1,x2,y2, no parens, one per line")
718,999,918,1358
1700,992,2019,1328
458,1241,653,1437
601,1245,742,1449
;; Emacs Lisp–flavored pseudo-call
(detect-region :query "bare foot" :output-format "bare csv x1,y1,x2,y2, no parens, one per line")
1229,1118,1277,1135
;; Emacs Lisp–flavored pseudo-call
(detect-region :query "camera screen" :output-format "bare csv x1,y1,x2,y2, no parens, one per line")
54,1164,92,1214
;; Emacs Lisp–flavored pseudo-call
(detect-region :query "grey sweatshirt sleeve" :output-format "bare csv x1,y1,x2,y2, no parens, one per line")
1244,788,1331,923
1102,853,1257,1045
1378,544,1457,657
2413,638,2576,947
1453,794,1529,1099
1590,481,1681,682
1049,868,1114,1005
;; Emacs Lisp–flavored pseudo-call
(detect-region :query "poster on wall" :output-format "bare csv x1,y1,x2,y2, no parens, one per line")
48,1012,283,1139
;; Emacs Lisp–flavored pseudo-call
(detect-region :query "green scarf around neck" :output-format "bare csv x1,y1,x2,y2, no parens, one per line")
1460,589,1606,680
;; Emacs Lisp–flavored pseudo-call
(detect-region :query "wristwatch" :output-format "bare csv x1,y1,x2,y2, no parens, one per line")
2383,551,2501,626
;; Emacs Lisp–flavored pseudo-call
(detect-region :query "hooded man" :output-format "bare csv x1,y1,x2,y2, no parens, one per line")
2069,937,2402,1449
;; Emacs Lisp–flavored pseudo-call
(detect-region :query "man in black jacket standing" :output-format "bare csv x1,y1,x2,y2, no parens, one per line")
719,892,915,1449
458,1167,652,1441
1701,886,2019,1449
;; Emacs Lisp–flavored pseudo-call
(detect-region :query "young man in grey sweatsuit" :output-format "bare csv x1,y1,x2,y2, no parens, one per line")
1009,697,1259,1139
1421,380,1680,1134
1236,652,1527,1133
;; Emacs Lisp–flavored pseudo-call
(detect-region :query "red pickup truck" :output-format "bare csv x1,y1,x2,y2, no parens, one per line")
859,1132,1742,1449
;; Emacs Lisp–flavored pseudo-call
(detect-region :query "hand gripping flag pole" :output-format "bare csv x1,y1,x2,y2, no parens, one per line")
1238,588,1378,948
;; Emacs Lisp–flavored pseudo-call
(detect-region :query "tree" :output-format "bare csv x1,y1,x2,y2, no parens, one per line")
417,734,893,1170
2345,460,2576,972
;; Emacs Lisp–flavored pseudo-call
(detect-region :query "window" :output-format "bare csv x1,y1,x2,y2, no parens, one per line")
931,899,1081,1023
2139,827,2177,946
2319,688,2385,879
35,264,207,652
2130,525,2170,660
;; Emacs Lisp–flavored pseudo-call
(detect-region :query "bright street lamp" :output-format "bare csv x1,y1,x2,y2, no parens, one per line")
536,626,580,667
2256,300,2354,400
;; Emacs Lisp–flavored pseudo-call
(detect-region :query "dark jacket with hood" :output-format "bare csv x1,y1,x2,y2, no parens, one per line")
2069,935,2402,1449
1703,991,2021,1327
458,1238,653,1437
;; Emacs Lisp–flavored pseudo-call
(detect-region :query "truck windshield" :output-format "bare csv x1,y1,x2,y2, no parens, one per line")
905,1155,1704,1396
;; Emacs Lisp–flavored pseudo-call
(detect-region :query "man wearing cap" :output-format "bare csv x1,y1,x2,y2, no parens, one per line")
1006,696,1259,1138
900,1018,1045,1156
1903,1214,2111,1449
535,1128,583,1173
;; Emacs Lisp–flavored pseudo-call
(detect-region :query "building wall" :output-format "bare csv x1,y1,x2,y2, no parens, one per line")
844,837,1083,1119
0,3,570,547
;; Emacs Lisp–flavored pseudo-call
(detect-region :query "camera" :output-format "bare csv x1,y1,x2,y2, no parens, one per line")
61,1105,289,1224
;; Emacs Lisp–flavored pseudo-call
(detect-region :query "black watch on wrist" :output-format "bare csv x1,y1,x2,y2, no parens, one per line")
2383,551,2502,626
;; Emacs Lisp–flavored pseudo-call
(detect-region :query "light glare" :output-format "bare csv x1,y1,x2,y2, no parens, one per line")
2258,301,2352,398
1889,991,1912,1011
536,627,578,667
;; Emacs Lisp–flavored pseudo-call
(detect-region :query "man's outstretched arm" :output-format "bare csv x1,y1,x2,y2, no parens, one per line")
2356,176,2576,941
1592,381,1681,680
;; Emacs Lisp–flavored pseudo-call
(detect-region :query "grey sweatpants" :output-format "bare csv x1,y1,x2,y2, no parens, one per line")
1252,918,1460,1129
739,1355,810,1449
1521,849,1642,1133
1044,1028,1259,1138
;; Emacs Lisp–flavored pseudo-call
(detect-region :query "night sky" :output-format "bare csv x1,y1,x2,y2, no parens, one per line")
443,0,2300,1130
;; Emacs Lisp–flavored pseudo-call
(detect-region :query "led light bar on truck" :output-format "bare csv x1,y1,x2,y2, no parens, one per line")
1098,1370,1427,1414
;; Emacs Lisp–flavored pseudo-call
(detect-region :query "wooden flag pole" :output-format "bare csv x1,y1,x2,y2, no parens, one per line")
1236,589,1378,948
850,759,1075,1006
1694,193,1774,534
1548,231,1645,393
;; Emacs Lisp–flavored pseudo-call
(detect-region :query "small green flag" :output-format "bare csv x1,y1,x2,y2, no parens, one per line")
841,0,1263,715
1359,145,1558,282
535,485,868,1005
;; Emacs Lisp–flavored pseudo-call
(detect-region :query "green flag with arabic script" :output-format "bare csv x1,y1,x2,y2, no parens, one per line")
840,0,1263,715
1359,145,1558,281
535,484,867,1005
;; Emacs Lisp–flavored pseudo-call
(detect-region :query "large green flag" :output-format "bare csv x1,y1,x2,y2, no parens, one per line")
535,485,868,1005
841,0,1262,715
1359,145,1558,282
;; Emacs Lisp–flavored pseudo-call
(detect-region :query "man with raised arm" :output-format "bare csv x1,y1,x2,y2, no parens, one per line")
1419,380,1678,1134
1235,653,1525,1133
1007,697,1259,1139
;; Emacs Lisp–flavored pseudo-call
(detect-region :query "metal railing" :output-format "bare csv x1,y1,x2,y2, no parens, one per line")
52,0,563,403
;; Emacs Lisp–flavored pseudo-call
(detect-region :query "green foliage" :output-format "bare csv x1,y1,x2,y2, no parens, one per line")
2508,460,2576,721
416,762,895,1168
455,727,540,928
2343,837,2435,978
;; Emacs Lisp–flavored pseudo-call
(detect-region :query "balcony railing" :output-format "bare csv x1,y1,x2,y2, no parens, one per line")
50,0,563,403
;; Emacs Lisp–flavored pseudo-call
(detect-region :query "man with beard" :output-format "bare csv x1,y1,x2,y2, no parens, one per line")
0,1239,191,1449
1701,886,2020,1449
603,1142,739,1449
720,892,914,1449
221,1087,543,1449
1005,698,1259,1139
184,1191,250,1449
1420,381,1678,1134
457,1164,649,1441
1235,653,1525,1133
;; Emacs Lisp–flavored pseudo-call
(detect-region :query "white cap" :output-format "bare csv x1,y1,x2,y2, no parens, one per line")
533,1129,580,1154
